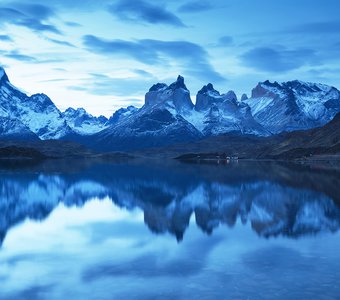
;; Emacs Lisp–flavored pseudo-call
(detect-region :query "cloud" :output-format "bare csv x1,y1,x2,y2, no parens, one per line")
217,36,233,46
2,50,37,62
285,20,340,35
68,73,156,97
83,35,225,82
67,86,88,92
177,1,213,13
14,18,61,34
53,67,67,71
133,69,154,77
46,38,75,48
108,0,185,27
0,35,12,42
82,235,222,282
308,67,340,76
240,46,319,72
64,21,82,27
0,7,23,19
39,78,68,83
0,4,61,34
4,0,112,11
1,284,55,300
0,49,68,64
11,3,56,19
83,35,157,64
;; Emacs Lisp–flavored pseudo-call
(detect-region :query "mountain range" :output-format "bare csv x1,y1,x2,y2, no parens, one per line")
0,66,340,153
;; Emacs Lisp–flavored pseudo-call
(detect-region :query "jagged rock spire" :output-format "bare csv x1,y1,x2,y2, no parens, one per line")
241,93,248,101
198,83,217,95
169,75,188,90
0,66,9,83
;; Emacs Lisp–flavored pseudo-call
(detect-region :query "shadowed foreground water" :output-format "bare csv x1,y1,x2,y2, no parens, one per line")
0,159,339,299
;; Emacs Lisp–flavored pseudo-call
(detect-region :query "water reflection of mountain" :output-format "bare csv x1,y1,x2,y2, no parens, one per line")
0,159,339,243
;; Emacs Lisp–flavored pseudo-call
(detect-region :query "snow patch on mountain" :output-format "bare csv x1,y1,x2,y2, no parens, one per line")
189,83,268,136
89,76,202,151
145,75,194,114
0,117,39,140
0,65,340,147
245,80,340,133
108,106,138,125
0,80,71,139
63,107,108,135
0,67,109,139
246,97,274,116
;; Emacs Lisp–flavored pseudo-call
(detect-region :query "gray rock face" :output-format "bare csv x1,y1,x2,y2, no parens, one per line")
145,75,194,113
88,76,340,151
91,108,202,151
241,93,248,101
90,76,202,151
63,107,108,135
0,66,111,140
0,117,39,141
1,65,340,151
245,80,340,133
192,83,268,136
195,83,223,112
108,106,138,125
0,68,72,140
223,90,237,102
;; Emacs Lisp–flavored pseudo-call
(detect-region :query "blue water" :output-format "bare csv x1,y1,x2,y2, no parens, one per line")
0,160,339,299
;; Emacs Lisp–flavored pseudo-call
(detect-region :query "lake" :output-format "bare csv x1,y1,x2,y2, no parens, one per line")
0,159,339,300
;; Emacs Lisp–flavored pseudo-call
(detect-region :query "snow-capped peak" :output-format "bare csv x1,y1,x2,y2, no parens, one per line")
144,76,193,113
223,90,238,102
109,105,138,125
149,83,168,92
64,107,87,116
198,83,220,97
62,107,109,135
0,64,339,148
0,66,109,139
0,67,9,83
245,79,340,133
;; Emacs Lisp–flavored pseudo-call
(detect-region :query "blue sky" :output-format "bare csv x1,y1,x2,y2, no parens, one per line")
0,0,339,116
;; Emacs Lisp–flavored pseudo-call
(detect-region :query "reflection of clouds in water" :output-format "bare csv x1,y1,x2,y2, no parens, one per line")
0,202,339,299
0,199,148,299
3,198,143,250
0,199,223,299
0,161,339,299
82,234,222,281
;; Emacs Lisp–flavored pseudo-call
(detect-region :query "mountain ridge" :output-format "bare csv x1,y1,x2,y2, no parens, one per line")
1,66,340,152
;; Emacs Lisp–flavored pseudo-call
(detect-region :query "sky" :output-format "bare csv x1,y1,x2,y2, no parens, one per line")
0,0,339,117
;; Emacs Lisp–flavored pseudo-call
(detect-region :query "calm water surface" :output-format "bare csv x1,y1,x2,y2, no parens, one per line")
0,159,339,300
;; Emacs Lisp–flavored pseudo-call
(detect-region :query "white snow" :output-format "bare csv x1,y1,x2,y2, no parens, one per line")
294,86,339,120
244,97,274,115
0,71,339,140
182,109,206,132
